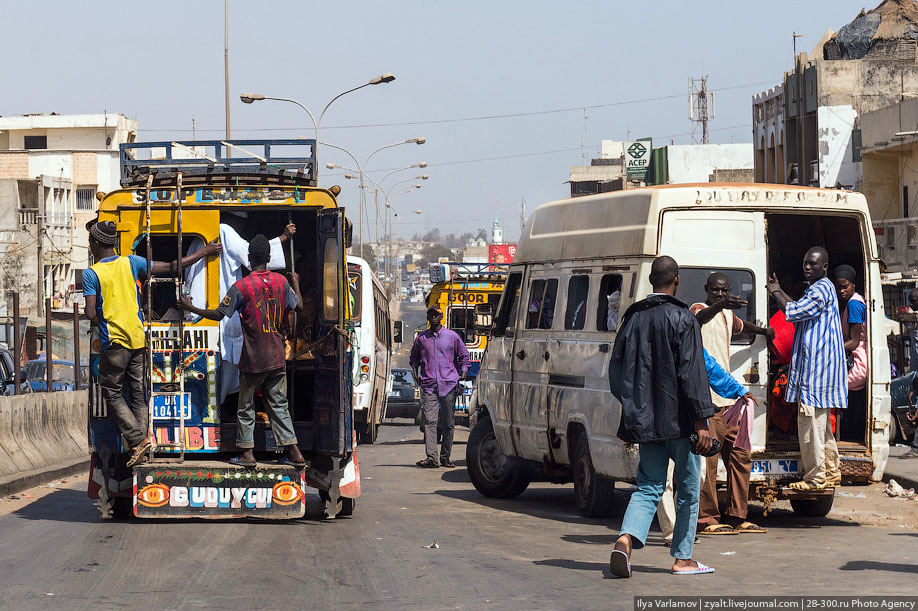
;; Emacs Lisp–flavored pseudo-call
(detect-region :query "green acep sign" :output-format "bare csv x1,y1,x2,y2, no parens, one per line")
625,138,652,181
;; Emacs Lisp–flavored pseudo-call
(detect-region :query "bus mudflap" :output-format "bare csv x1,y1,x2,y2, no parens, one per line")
132,462,306,519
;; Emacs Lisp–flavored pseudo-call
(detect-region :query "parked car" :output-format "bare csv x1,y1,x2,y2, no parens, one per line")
386,368,421,418
22,358,88,392
0,346,15,395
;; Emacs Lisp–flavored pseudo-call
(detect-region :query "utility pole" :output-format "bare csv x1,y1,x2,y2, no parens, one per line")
689,76,714,144
36,214,43,317
224,0,231,139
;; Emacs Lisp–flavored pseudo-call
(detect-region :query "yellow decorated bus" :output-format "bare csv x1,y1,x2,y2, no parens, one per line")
425,262,507,426
87,140,358,520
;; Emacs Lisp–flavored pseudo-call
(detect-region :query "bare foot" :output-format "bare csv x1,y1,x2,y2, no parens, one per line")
287,445,305,464
238,450,256,464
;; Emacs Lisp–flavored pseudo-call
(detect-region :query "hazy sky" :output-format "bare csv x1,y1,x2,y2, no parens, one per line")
2,1,873,241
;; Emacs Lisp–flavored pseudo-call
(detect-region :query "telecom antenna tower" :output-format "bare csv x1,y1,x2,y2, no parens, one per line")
689,76,715,144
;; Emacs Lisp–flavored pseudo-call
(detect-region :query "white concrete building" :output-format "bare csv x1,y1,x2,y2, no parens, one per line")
0,113,137,315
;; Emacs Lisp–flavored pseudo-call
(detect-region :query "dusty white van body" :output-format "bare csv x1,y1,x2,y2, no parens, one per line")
470,184,891,518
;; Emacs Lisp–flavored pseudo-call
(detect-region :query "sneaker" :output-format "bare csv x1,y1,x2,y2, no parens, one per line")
441,459,455,468
900,450,918,459
416,458,440,468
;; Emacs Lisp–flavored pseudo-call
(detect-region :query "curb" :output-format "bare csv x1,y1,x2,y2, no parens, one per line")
0,457,90,498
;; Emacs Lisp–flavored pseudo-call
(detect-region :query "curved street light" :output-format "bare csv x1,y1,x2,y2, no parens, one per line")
239,72,396,181
321,138,426,257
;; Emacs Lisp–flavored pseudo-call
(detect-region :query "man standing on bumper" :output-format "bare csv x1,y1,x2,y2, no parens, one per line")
410,306,470,468
608,256,716,577
766,246,845,490
179,234,306,468
82,220,221,468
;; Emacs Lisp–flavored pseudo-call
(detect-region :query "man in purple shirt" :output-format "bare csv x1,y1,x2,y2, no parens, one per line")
410,305,470,468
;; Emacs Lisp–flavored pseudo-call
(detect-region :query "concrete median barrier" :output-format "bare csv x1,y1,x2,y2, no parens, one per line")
0,391,89,496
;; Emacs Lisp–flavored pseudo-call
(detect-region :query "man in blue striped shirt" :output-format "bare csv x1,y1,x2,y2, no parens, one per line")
766,247,844,491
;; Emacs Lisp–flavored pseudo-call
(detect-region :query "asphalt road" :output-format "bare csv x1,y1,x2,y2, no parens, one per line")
1,302,916,609
1,418,917,610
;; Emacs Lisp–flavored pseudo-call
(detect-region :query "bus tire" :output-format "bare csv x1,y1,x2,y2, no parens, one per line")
466,415,531,499
790,495,834,517
571,431,616,518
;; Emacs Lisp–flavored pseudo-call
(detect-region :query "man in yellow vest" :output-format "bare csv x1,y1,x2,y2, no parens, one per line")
82,220,221,467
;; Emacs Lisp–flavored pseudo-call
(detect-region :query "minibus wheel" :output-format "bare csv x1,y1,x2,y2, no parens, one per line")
466,415,531,498
571,432,616,518
789,495,834,517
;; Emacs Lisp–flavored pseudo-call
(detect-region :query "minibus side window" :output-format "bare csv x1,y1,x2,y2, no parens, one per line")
493,272,522,337
564,275,590,330
527,278,558,330
597,274,624,332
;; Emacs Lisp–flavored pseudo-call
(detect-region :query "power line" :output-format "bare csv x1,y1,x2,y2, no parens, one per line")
139,80,774,134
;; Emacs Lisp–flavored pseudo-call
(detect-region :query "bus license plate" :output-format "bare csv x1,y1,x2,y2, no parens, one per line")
751,459,799,475
152,393,191,419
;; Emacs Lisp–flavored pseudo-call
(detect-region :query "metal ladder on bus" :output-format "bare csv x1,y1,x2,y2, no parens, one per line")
144,172,188,463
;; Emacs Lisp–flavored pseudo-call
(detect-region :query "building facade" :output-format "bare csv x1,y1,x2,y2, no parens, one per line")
0,113,136,316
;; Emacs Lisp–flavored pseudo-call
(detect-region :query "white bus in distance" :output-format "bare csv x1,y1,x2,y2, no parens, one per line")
347,256,392,444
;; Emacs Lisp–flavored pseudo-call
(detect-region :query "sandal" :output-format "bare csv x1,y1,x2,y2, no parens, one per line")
228,456,257,468
126,438,153,468
734,521,767,533
700,524,738,535
673,561,715,575
278,456,306,468
788,480,827,491
609,549,631,578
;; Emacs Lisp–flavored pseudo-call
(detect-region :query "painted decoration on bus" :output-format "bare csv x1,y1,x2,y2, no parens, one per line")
488,244,516,264
132,187,313,205
133,465,305,519
150,326,221,453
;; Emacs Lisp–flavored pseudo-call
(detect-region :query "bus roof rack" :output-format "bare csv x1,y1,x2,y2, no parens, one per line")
119,139,317,188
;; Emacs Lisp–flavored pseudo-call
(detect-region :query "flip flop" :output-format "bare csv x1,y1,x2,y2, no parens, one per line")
609,549,632,578
228,456,257,468
734,521,767,533
673,561,715,575
700,524,738,535
278,456,306,468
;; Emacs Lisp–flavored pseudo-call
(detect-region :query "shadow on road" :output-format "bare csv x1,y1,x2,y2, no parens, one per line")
839,560,918,573
13,489,99,524
435,486,628,526
560,533,620,545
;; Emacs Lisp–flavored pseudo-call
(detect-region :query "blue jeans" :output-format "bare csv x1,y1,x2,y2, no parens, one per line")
620,438,702,560
236,368,298,449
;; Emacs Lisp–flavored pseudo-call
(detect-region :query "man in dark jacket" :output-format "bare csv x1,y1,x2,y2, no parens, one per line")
608,256,716,578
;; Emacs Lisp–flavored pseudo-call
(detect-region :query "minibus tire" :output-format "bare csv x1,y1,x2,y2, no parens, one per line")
790,495,834,517
466,415,531,499
572,432,616,518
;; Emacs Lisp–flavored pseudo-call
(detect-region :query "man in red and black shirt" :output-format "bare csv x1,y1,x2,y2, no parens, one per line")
179,234,306,468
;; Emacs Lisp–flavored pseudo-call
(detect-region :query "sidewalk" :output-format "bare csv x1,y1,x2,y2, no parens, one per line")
0,457,89,498
884,444,918,490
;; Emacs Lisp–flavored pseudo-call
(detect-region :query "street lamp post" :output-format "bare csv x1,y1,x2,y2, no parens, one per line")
385,186,422,287
239,72,395,183
324,137,425,258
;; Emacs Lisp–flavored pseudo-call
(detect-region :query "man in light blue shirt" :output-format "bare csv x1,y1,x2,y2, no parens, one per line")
767,246,845,491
